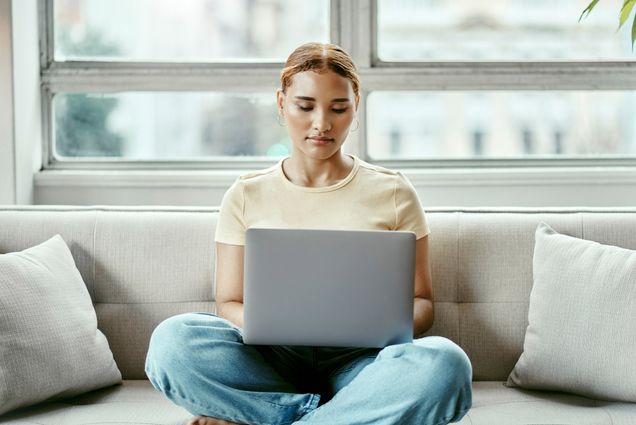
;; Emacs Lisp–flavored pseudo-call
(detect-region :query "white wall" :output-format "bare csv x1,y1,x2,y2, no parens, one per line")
12,0,40,204
0,0,40,206
0,0,16,204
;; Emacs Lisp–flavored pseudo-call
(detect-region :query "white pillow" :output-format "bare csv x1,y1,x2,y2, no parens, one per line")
507,222,636,402
0,235,121,415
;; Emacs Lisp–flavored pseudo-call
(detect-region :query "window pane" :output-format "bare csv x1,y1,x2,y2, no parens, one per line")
53,0,329,62
367,91,636,159
53,92,291,159
377,0,636,61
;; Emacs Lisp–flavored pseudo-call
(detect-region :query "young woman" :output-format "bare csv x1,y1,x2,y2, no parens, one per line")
145,42,472,425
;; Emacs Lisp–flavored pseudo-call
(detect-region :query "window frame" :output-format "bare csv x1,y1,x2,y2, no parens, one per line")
40,0,636,171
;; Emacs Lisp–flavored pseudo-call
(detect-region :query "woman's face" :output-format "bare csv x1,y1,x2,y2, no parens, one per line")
277,70,359,160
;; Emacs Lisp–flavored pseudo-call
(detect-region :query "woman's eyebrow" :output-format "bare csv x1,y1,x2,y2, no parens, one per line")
294,96,351,103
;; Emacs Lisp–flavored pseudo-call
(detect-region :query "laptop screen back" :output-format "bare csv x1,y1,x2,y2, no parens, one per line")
242,228,415,348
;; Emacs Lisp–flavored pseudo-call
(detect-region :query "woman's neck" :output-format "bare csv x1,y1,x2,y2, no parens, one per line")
282,152,354,188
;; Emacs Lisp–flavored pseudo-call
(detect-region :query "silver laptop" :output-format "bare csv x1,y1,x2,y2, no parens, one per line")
242,228,415,348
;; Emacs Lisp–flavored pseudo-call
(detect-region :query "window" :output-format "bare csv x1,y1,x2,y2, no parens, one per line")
377,0,635,61
53,92,290,159
54,0,328,62
44,0,329,167
41,0,636,169
366,90,636,159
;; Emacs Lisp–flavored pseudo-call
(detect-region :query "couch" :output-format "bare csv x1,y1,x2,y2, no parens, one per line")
0,205,635,425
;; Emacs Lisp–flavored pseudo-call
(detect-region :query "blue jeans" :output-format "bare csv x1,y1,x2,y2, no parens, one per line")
145,313,472,425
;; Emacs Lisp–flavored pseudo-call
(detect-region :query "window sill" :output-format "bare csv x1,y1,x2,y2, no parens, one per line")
33,166,636,188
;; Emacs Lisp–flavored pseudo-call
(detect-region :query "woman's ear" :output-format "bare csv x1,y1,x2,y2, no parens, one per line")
354,94,360,112
276,89,285,111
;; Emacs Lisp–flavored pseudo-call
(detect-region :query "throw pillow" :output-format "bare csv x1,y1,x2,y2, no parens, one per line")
506,222,636,402
0,235,122,415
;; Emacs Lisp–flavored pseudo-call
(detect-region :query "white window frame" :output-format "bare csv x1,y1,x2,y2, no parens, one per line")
40,0,636,171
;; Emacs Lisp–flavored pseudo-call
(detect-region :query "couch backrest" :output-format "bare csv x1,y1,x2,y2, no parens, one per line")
1,206,635,380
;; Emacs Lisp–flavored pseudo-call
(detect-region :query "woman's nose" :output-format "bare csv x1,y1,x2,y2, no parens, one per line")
312,111,332,132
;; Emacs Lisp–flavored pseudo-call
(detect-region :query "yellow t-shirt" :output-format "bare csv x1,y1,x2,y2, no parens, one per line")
214,154,430,246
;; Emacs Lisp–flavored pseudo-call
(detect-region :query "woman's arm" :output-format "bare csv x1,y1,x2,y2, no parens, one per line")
413,235,434,337
215,242,245,328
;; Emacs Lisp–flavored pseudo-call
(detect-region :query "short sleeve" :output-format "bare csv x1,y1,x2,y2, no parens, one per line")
215,178,247,246
394,172,431,239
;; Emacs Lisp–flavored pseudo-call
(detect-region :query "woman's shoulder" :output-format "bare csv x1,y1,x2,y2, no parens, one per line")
357,157,398,174
355,157,401,182
236,162,280,183
354,157,418,195
222,163,279,199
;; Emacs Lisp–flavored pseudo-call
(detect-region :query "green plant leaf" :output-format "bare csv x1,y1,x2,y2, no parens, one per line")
619,0,635,29
632,13,636,50
579,0,601,22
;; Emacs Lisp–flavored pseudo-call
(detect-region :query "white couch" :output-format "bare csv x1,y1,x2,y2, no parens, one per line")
0,205,635,425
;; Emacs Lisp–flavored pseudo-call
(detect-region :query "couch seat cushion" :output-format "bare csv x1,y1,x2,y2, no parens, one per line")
458,382,636,425
1,381,636,425
0,381,191,425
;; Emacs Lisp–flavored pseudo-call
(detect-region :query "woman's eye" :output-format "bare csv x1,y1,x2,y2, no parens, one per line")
297,106,347,113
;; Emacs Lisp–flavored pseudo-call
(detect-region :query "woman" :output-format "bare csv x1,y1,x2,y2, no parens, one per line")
145,42,472,425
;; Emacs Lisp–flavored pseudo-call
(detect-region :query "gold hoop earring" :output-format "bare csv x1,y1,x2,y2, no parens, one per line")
277,110,286,127
351,117,359,132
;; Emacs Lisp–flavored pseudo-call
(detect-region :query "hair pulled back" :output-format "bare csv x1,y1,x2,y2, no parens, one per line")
280,42,360,97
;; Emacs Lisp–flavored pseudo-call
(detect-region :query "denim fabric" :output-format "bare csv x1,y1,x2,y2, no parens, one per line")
145,312,472,425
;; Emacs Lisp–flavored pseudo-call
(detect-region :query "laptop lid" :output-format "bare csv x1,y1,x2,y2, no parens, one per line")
242,228,415,348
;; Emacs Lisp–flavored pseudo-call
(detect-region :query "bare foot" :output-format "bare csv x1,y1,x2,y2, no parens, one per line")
187,416,244,425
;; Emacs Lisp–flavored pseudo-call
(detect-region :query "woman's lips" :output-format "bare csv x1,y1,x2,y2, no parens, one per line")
307,137,333,146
